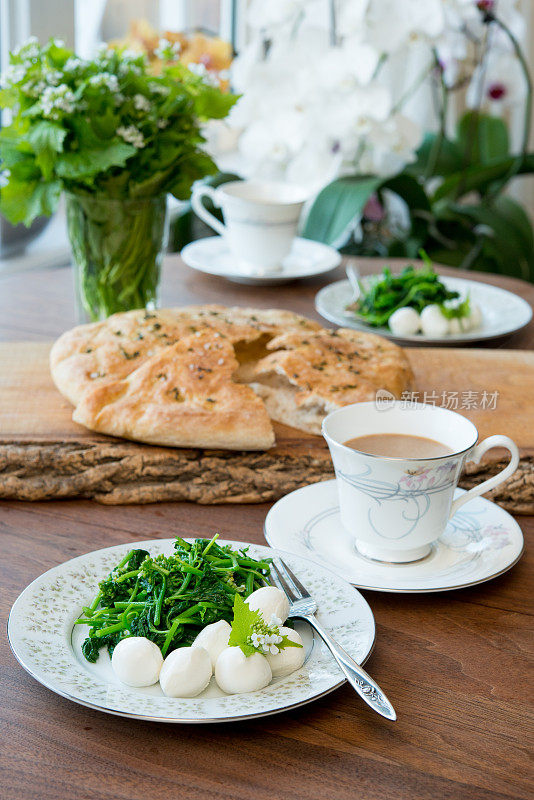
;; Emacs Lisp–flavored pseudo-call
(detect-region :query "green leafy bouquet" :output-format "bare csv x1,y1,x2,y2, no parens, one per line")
0,37,236,318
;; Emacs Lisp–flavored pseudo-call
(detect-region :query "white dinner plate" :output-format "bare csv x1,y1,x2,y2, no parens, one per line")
315,275,532,345
264,482,524,593
181,236,341,285
8,539,375,723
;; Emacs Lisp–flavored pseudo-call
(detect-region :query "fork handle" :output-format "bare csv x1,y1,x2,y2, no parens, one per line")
302,614,396,720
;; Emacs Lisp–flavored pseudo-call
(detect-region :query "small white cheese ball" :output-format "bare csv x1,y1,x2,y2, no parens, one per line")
245,586,290,624
111,636,163,687
448,316,471,334
192,620,231,669
388,307,421,337
159,646,212,698
215,646,272,694
265,627,306,678
468,301,482,331
420,304,449,337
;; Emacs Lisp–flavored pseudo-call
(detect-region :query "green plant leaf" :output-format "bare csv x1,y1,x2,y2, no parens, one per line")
432,153,534,202
193,85,239,120
228,594,264,657
27,120,67,180
452,197,534,280
0,178,61,225
406,132,464,178
303,175,382,245
457,110,509,165
55,142,136,180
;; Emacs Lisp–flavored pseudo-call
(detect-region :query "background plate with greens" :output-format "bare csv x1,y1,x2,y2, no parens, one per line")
315,274,532,346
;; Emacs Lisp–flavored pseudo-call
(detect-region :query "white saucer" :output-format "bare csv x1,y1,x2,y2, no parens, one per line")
264,480,524,593
181,236,341,286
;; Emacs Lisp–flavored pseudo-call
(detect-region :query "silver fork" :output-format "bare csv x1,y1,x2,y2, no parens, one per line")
271,559,396,721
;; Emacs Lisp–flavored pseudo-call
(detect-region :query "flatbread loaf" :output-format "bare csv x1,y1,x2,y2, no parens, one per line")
50,305,320,406
51,305,414,448
249,328,414,434
73,330,275,450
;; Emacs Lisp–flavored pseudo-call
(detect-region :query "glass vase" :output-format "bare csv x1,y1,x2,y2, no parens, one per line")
65,192,168,323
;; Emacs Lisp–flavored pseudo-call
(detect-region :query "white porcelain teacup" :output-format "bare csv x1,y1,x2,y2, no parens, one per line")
322,401,519,564
191,180,307,275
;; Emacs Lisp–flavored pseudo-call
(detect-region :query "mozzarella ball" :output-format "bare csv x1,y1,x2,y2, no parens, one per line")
192,620,231,669
265,627,306,678
420,305,449,337
111,636,163,687
388,307,421,337
159,646,212,698
215,647,272,694
468,301,482,331
245,586,289,625
448,316,470,334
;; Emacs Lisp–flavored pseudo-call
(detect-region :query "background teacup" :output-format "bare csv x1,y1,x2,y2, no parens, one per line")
191,180,307,274
322,401,519,564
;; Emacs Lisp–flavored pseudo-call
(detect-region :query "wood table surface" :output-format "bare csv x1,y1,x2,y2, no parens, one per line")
1,257,533,800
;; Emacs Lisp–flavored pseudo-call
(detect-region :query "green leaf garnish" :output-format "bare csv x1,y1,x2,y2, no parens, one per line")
228,594,302,657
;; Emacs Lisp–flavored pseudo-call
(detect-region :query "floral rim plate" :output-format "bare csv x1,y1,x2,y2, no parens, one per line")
264,482,524,593
315,276,532,345
181,236,341,286
8,539,375,723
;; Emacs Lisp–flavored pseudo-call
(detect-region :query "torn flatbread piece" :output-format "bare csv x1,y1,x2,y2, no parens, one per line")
73,330,275,450
249,328,414,434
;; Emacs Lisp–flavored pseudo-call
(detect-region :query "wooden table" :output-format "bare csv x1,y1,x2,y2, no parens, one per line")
1,257,533,800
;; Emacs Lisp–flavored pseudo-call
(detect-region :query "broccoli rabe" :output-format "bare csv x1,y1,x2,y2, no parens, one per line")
76,535,272,663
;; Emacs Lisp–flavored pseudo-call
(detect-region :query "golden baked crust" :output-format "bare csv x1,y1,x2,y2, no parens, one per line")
50,305,320,406
73,330,275,451
51,305,414,446
249,328,414,434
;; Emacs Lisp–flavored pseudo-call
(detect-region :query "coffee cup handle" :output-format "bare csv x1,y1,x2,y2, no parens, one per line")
449,435,519,518
191,185,226,236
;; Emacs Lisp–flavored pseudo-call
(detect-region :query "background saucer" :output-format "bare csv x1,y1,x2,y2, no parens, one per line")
264,480,524,593
182,236,341,285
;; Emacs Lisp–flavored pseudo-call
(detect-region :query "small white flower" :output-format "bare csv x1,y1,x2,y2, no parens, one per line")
96,44,114,60
187,62,219,87
269,614,282,627
0,64,27,88
156,118,168,129
117,124,145,148
89,72,120,92
45,69,62,86
155,38,181,61
21,79,46,96
262,641,280,655
41,83,76,116
149,82,170,96
119,61,142,77
63,57,84,72
133,93,151,112
13,36,39,61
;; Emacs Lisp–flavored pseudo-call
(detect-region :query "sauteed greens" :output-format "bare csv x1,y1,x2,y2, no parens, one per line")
351,254,461,328
75,536,272,663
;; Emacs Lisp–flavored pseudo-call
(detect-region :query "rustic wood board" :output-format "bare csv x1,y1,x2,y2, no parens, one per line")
0,342,533,511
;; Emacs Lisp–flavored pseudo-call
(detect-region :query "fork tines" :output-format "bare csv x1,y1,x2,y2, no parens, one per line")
271,559,311,601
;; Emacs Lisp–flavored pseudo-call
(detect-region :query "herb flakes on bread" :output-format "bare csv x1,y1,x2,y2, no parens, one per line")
51,305,413,448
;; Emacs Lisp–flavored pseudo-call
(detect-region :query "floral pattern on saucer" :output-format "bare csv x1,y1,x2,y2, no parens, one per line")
264,481,524,593
8,540,375,723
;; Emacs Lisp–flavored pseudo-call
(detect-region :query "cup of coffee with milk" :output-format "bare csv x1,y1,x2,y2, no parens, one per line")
191,180,307,275
322,401,519,564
